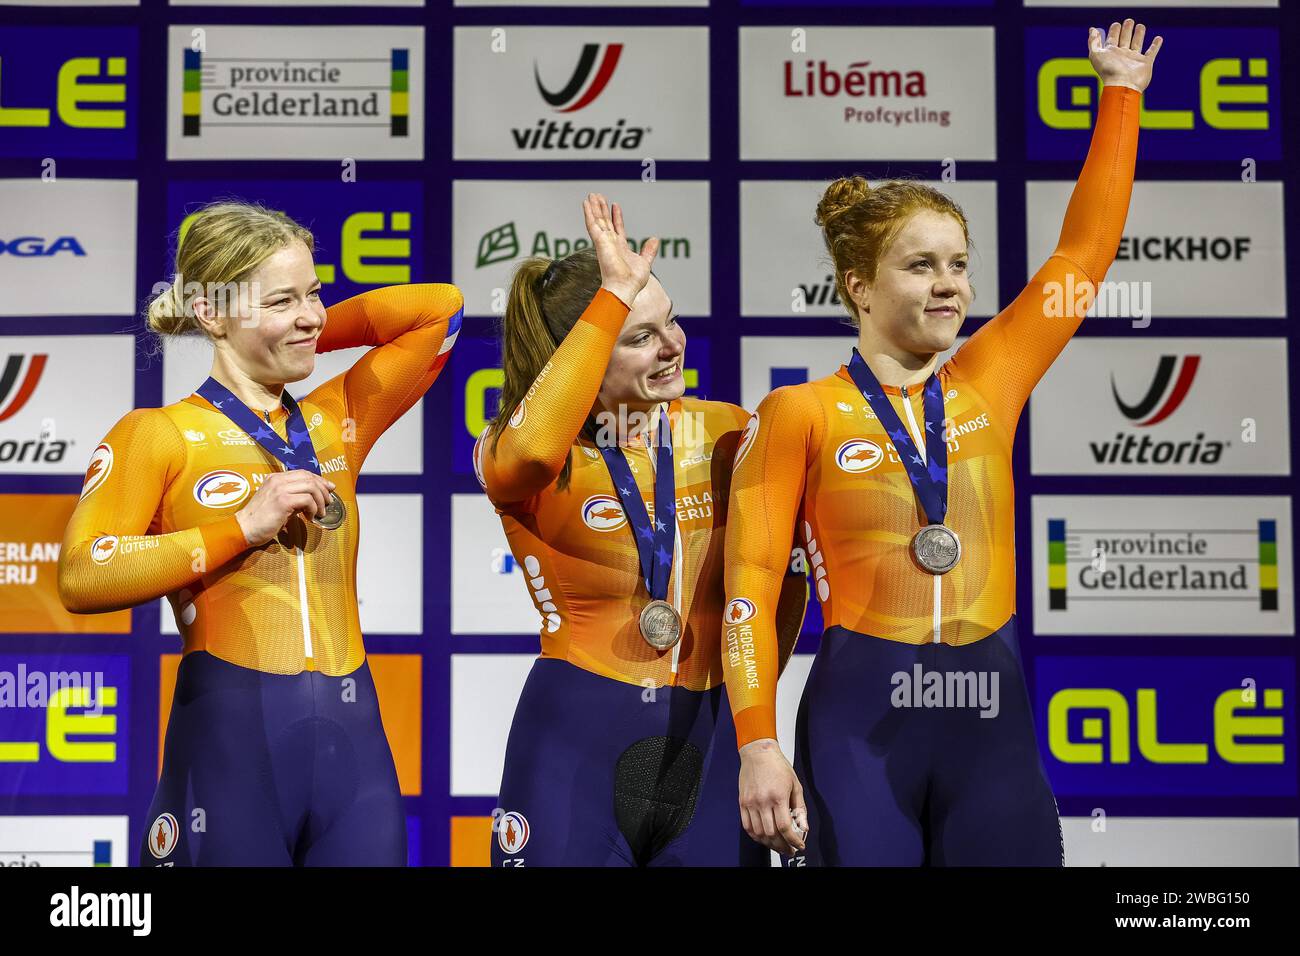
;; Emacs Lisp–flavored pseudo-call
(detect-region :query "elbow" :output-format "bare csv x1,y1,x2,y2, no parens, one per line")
57,554,106,615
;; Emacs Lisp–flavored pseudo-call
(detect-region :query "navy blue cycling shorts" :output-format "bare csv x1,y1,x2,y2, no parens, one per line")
491,658,767,867
140,651,405,867
789,618,1063,867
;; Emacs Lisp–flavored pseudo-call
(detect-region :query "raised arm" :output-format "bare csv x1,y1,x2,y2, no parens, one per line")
59,410,249,614
478,287,632,504
314,282,464,469
950,21,1155,421
478,193,659,505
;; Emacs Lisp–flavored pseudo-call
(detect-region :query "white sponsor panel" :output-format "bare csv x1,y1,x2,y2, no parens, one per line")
1028,1,1275,7
1026,181,1286,318
450,653,535,796
741,180,999,319
1062,817,1298,867
162,493,421,634
0,180,137,318
453,179,710,318
173,1,421,6
453,27,708,160
740,335,962,411
740,27,996,160
0,336,134,475
1033,495,1293,636
458,0,703,4
451,493,550,635
0,816,129,867
167,26,423,161
162,337,422,474
1032,338,1289,475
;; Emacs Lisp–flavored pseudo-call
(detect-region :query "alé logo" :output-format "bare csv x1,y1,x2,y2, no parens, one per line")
1095,354,1227,466
515,43,648,151
0,353,47,422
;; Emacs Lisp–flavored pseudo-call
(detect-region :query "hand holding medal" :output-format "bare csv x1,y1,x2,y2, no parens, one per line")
234,470,340,546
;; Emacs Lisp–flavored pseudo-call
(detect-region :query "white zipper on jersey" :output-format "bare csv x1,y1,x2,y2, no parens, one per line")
278,458,314,661
899,386,942,645
646,406,684,675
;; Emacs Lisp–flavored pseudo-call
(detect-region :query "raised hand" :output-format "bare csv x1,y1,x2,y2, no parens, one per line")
1089,18,1162,93
581,192,659,307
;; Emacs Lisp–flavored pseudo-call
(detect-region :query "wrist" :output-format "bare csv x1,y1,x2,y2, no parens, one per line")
1102,79,1142,92
740,737,781,758
599,282,639,309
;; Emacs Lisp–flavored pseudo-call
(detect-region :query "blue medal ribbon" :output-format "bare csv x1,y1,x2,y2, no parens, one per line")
195,377,324,477
845,348,949,525
597,406,675,601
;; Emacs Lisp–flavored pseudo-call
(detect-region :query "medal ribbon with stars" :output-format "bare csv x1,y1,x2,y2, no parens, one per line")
195,377,326,479
845,348,949,526
596,405,676,602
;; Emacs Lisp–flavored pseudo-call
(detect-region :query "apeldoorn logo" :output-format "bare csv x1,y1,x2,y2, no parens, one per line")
1034,495,1292,636
168,26,423,160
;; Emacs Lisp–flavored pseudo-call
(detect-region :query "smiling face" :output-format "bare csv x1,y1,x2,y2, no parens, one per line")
846,209,972,357
595,274,686,414
211,240,327,386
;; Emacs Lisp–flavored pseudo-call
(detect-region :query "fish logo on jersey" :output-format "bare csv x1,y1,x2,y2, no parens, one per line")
734,413,759,469
836,439,884,474
148,813,180,860
497,811,530,855
725,598,756,625
582,494,627,532
80,443,114,499
90,535,118,565
193,470,252,508
509,399,527,429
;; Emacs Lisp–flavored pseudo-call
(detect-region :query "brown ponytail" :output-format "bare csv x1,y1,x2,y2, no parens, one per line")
487,246,604,492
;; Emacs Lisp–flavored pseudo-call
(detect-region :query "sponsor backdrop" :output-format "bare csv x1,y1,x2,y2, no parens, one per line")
0,0,1295,868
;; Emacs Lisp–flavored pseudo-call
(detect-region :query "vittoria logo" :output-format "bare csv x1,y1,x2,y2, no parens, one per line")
581,494,626,532
0,354,48,422
80,444,113,499
147,813,179,860
497,811,530,855
514,43,648,151
725,598,756,625
836,438,884,474
1113,355,1200,427
192,471,251,509
536,43,622,112
90,536,118,565
734,414,759,469
1097,355,1226,466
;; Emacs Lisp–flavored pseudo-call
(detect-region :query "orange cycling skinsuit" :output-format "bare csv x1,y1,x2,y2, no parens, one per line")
724,85,1140,865
59,284,463,866
475,287,806,866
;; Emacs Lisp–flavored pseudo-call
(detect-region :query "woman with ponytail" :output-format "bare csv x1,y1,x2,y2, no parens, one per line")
475,194,806,866
60,200,463,865
724,19,1160,864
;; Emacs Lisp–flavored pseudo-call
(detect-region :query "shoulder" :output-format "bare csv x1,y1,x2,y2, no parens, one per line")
678,397,751,432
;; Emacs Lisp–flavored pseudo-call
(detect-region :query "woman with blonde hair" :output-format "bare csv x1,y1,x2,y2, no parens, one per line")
59,201,463,866
475,194,806,866
724,19,1160,864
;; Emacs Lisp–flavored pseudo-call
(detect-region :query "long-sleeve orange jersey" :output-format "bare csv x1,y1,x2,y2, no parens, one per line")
725,84,1141,746
474,288,806,691
59,283,464,676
